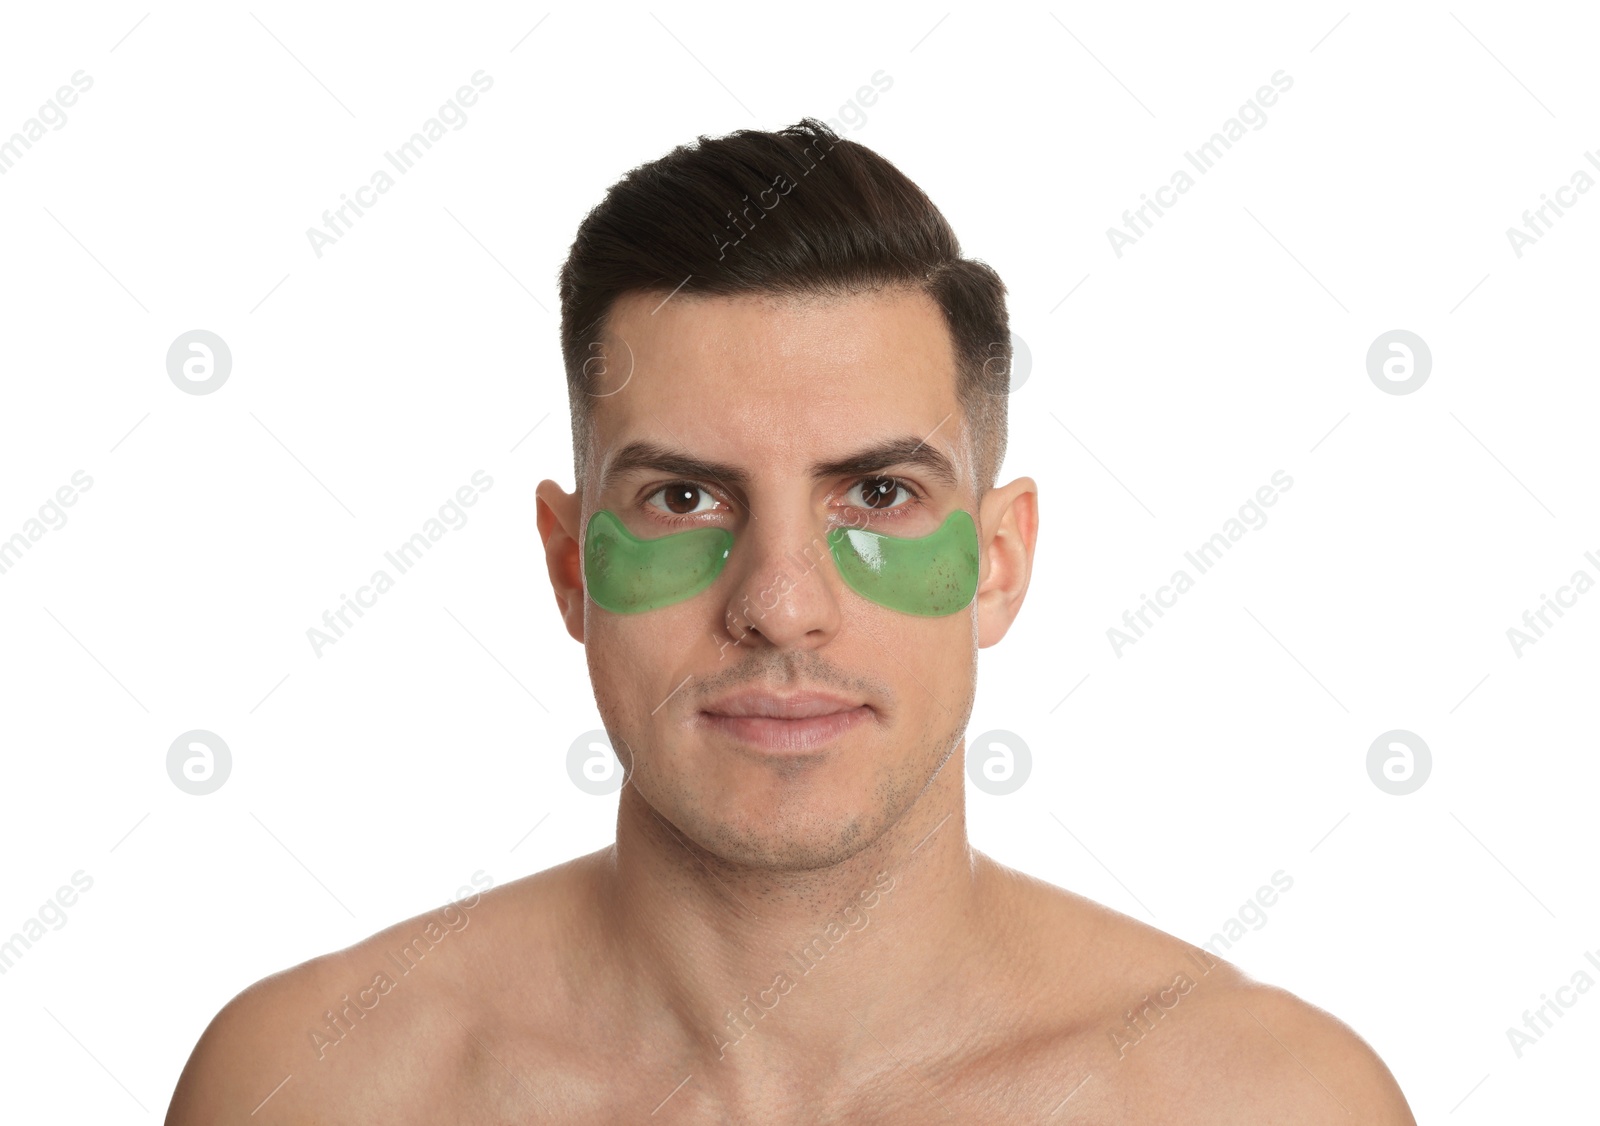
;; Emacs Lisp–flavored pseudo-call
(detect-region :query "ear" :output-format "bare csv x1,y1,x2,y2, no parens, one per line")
974,476,1038,649
535,479,585,644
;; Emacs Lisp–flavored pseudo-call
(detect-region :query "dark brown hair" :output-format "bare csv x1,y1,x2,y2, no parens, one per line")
557,117,1011,493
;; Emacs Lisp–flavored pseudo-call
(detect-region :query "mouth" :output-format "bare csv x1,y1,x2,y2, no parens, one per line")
698,691,873,754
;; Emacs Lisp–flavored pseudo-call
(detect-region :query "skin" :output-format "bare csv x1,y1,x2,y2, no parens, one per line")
165,288,1417,1124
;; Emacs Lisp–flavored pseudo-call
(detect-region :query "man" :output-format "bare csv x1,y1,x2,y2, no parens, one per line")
167,118,1415,1123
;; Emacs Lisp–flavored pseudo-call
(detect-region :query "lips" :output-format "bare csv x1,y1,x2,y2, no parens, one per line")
699,690,873,753
700,691,865,719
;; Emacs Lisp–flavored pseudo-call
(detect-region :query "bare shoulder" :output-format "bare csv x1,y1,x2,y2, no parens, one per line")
978,856,1416,1123
163,944,356,1125
1185,977,1418,1124
165,852,603,1124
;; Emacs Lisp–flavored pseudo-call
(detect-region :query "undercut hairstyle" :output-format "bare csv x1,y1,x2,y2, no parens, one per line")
556,117,1013,494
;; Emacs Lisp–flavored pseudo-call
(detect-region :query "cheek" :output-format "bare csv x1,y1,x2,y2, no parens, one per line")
901,621,977,746
586,607,716,725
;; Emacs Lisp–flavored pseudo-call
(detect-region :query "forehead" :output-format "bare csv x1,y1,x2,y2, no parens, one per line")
591,287,968,482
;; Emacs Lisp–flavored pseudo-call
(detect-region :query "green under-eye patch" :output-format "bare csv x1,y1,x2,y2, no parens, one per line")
827,510,980,617
582,507,981,617
583,509,733,613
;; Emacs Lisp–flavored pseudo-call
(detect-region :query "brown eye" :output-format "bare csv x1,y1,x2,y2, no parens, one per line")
857,476,903,509
649,483,714,516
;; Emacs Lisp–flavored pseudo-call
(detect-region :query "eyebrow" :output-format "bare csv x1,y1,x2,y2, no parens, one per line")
600,435,961,495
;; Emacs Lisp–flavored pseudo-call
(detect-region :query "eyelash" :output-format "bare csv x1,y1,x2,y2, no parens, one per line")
642,477,925,526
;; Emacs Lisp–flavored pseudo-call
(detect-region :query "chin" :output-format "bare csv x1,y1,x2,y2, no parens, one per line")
630,723,956,870
703,823,874,872
726,812,876,863
685,784,908,872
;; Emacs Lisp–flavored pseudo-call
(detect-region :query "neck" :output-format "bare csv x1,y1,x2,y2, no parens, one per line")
594,763,999,1095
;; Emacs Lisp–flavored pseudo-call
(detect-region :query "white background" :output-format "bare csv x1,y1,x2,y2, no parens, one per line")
1,1,1595,1120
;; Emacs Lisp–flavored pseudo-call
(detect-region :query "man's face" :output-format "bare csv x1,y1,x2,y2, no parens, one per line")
570,288,984,871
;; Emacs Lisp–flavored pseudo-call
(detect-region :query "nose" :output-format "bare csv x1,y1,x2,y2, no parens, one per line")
719,509,843,651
